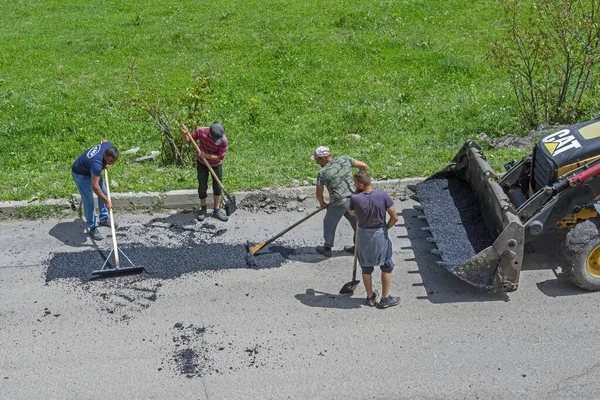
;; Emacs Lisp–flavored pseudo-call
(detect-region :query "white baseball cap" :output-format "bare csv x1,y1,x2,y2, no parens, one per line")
310,146,330,160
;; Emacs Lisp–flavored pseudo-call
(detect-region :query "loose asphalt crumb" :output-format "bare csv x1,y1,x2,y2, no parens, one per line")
45,243,295,283
166,323,215,378
415,177,495,284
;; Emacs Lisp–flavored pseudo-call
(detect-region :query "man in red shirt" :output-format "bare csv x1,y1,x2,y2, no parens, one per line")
181,122,229,222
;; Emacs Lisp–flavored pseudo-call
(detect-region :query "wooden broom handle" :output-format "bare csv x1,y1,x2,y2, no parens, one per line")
104,169,119,267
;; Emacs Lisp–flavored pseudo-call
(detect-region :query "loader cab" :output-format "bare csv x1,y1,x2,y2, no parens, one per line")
531,117,600,192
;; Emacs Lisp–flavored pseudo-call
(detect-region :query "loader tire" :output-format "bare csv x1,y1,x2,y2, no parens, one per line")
561,220,600,291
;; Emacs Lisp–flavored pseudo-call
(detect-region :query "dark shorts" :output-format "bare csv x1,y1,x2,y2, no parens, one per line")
196,161,223,199
360,238,394,274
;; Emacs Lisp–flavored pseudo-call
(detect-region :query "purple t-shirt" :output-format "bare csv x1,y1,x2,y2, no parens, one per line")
349,190,394,229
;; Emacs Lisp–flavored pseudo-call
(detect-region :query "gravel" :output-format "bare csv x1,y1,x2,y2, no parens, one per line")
45,243,294,282
239,190,309,213
415,177,495,282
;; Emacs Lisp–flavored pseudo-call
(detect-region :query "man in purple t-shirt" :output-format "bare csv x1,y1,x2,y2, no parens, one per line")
349,170,400,309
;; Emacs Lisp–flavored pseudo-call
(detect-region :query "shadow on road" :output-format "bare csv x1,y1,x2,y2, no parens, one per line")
401,208,593,301
401,208,509,303
264,246,352,264
144,210,228,238
48,218,92,247
294,288,364,309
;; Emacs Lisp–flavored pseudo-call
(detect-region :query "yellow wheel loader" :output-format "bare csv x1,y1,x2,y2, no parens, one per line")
410,117,600,292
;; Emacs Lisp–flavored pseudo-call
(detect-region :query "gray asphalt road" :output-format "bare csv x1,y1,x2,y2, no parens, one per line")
1,199,599,400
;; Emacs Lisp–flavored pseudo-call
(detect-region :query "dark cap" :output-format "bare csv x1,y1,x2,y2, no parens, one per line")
209,123,224,143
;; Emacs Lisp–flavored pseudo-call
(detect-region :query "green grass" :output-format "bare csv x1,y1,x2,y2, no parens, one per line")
0,0,531,201
10,205,66,220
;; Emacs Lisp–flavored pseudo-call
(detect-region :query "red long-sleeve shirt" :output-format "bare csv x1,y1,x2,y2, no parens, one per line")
191,127,228,167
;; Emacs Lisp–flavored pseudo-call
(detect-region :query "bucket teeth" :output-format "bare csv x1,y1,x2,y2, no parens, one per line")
436,261,448,267
426,237,437,244
409,194,420,202
407,184,418,193
413,205,424,212
417,215,428,221
431,248,443,256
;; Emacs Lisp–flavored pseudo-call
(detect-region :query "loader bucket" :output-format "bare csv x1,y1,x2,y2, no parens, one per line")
411,141,525,292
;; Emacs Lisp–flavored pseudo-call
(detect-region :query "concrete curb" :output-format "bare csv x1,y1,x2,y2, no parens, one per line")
0,177,423,216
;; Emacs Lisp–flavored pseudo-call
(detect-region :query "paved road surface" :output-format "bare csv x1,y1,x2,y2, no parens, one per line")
1,199,599,399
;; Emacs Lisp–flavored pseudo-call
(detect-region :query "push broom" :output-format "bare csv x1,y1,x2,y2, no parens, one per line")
91,169,145,278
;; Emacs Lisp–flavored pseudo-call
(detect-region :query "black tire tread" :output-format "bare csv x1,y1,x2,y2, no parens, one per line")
560,219,600,291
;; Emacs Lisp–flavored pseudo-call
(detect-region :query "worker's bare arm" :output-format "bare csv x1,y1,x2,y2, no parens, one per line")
316,185,327,209
386,206,398,230
353,160,368,171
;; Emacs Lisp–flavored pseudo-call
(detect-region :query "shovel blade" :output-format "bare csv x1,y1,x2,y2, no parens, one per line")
225,195,237,216
339,279,360,294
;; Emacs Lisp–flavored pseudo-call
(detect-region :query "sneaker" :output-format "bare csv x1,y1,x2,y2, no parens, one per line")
366,291,379,307
99,219,118,229
212,209,229,222
316,246,332,257
89,227,103,241
344,245,355,254
197,208,207,222
377,295,400,309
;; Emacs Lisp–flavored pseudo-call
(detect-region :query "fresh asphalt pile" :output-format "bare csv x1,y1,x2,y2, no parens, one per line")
415,177,495,274
45,243,295,282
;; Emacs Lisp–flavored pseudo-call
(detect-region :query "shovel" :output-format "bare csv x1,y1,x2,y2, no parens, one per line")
339,226,360,294
248,207,324,255
185,131,237,216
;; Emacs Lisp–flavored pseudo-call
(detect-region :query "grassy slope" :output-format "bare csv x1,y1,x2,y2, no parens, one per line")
0,0,528,201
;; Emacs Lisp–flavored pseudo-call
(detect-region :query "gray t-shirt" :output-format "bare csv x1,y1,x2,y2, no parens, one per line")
349,190,394,228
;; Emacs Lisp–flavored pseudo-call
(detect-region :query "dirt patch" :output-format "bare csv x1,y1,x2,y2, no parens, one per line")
239,190,308,213
477,124,568,151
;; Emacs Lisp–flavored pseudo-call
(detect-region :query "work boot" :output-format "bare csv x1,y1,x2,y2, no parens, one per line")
213,209,229,222
377,295,401,309
366,291,379,307
316,246,332,257
344,245,355,254
197,207,207,222
89,227,103,241
99,219,118,229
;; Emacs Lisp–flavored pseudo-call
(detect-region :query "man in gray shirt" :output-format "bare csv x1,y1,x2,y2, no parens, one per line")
311,146,369,257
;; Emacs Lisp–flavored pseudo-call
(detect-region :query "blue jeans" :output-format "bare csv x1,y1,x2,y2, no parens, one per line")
72,171,108,229
323,200,357,248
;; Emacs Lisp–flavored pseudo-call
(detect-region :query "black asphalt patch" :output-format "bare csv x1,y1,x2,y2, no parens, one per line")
415,177,495,279
45,243,294,282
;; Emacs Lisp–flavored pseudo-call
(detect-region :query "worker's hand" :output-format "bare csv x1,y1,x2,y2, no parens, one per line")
181,124,189,135
319,201,327,209
105,200,113,210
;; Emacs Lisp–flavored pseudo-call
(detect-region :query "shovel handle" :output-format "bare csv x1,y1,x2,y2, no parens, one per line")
265,207,324,246
104,169,119,267
185,131,230,198
352,226,359,281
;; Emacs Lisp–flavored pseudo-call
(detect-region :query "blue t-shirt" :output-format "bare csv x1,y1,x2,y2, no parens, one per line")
71,142,113,177
349,190,394,229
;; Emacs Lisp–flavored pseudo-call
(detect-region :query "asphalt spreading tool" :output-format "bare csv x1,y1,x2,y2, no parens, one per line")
339,226,360,294
246,207,324,262
91,169,146,279
185,131,237,216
